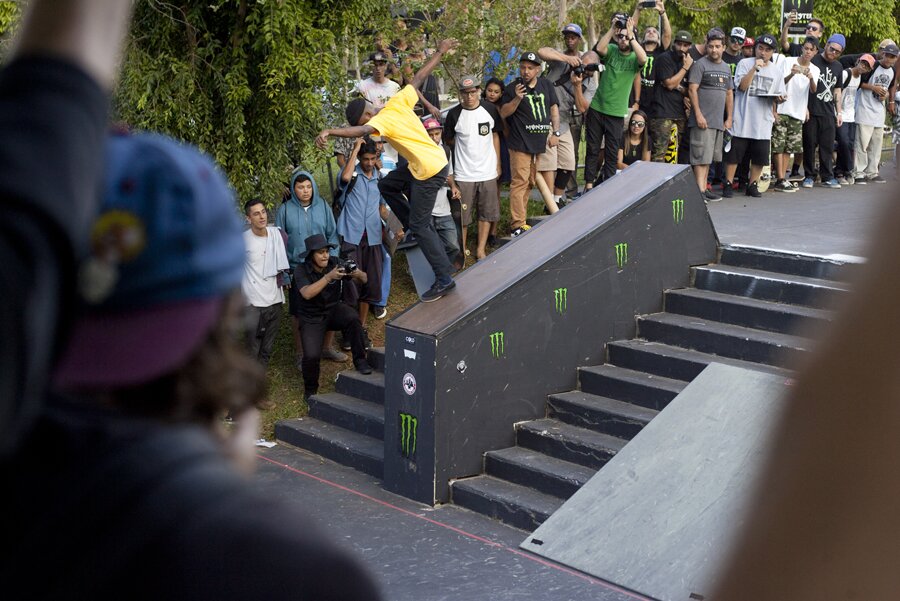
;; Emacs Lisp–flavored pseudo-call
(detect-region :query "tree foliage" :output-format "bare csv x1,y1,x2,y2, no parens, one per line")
1,0,896,206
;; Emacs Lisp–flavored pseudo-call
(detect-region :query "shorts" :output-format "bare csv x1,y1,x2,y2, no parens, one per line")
725,136,770,166
689,127,724,165
770,114,803,154
456,179,500,226
537,129,576,171
340,237,384,304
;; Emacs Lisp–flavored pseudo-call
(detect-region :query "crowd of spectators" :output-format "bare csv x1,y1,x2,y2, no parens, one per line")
243,2,899,395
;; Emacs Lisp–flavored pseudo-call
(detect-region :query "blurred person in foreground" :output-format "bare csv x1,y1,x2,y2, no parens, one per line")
2,128,382,598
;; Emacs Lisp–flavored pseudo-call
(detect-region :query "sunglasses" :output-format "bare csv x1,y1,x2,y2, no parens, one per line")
730,37,744,43
629,120,646,128
825,45,843,54
806,25,820,31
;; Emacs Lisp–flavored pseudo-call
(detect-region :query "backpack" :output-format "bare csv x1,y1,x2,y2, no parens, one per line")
332,171,358,222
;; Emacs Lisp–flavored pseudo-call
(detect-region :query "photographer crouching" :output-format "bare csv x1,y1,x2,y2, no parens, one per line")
296,234,374,399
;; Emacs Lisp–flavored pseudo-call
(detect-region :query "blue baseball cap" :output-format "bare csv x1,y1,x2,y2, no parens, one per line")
54,132,245,389
562,23,583,37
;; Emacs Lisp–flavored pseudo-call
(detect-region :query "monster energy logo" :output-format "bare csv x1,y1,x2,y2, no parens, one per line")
554,288,568,314
672,198,684,224
527,92,548,121
489,331,505,358
614,243,629,268
399,412,417,459
642,55,655,78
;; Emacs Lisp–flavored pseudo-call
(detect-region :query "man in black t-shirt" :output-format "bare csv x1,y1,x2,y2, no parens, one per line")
500,51,560,236
650,30,694,163
296,234,374,399
801,34,846,188
781,13,825,57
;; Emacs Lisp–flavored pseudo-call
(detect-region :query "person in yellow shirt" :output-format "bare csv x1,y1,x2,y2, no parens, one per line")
317,39,459,302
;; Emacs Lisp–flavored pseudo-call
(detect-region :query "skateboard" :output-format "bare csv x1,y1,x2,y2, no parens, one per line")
757,164,772,193
404,245,437,299
665,123,678,164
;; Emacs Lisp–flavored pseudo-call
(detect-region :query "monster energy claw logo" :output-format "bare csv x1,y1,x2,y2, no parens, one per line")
615,243,629,268
672,198,684,224
489,331,505,359
554,288,568,314
399,412,417,459
527,92,548,121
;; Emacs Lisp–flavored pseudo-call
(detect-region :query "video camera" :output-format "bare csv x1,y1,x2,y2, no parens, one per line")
337,256,358,279
554,62,600,86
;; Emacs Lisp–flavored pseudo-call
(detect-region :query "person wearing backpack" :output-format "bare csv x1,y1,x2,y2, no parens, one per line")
336,137,388,334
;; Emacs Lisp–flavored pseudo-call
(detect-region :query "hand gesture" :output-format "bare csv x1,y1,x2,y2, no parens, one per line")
437,39,460,55
683,54,694,71
755,58,766,71
787,9,797,26
315,130,330,150
564,54,582,68
656,0,666,13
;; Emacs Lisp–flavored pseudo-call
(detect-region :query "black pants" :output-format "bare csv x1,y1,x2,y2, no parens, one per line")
835,121,856,178
802,113,837,182
408,165,453,285
584,109,621,185
299,303,366,398
244,303,283,368
378,163,412,229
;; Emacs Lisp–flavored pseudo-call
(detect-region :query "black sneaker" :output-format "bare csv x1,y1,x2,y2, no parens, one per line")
421,279,456,302
704,189,721,202
722,181,734,198
510,225,531,237
745,181,762,197
854,177,868,185
354,359,373,375
373,306,388,320
867,175,887,184
487,234,498,247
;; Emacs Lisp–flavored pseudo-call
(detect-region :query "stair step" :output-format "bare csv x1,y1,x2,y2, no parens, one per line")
719,245,855,281
547,390,657,438
692,264,849,308
334,370,385,405
451,475,563,532
665,287,832,335
307,392,384,439
275,418,383,478
638,312,810,367
484,446,596,499
578,364,686,410
515,418,626,470
367,347,386,372
607,339,793,382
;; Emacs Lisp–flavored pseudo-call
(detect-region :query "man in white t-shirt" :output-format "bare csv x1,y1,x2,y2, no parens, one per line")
443,75,502,261
835,54,875,184
242,200,289,367
854,44,898,184
771,37,819,192
354,52,401,108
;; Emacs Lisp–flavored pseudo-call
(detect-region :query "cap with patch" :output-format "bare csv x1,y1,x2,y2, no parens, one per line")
881,44,900,56
54,132,245,390
457,75,480,90
519,51,542,65
673,30,693,44
369,51,389,62
562,23,583,37
743,37,755,48
756,33,778,49
730,27,746,40
422,117,443,130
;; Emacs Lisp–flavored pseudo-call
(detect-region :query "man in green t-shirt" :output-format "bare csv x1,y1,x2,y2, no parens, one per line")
582,12,647,188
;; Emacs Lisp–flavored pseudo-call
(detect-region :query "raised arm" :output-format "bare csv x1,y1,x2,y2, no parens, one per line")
410,39,459,91
658,0,672,49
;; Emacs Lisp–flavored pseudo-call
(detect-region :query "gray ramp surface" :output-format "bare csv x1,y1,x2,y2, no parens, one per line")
522,363,790,601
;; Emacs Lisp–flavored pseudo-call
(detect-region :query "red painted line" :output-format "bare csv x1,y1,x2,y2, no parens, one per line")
258,454,652,600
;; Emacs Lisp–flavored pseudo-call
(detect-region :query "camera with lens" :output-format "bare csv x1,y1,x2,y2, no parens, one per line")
337,257,358,279
613,12,628,30
573,63,601,77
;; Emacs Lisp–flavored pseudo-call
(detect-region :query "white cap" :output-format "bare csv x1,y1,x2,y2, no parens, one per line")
730,27,746,39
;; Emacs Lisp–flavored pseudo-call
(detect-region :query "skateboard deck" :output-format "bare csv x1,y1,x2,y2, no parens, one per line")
757,164,772,193
405,245,437,299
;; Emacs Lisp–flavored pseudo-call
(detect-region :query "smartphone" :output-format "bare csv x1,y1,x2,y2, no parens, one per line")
640,0,656,7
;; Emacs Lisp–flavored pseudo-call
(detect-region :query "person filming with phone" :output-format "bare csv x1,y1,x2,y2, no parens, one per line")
296,234,374,400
